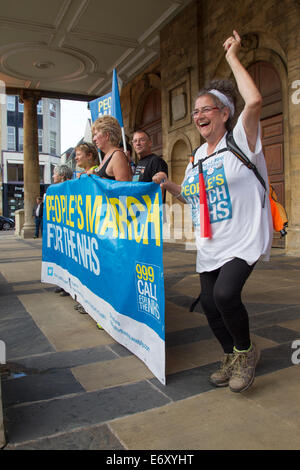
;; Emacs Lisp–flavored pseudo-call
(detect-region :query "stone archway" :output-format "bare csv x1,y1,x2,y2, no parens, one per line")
171,139,189,187
170,138,193,241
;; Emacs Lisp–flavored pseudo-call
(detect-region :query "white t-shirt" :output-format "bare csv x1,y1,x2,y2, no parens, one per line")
181,112,273,273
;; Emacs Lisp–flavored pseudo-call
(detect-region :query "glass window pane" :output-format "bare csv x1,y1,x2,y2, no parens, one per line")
38,129,43,152
18,128,23,152
50,102,56,118
37,100,43,114
7,95,15,112
7,164,23,182
7,164,17,181
39,165,44,183
18,98,24,113
50,131,56,154
17,165,23,181
7,126,16,151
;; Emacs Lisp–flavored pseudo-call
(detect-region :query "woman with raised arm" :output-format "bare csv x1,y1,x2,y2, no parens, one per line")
153,31,273,393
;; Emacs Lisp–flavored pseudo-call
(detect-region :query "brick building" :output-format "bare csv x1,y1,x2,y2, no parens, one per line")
0,0,299,246
119,0,300,253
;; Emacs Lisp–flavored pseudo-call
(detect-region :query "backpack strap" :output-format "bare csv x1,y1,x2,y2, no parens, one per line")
226,132,267,191
192,133,267,206
191,146,228,169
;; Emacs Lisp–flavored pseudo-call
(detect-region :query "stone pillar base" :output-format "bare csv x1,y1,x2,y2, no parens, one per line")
14,209,25,237
21,223,36,239
286,227,300,256
0,375,5,448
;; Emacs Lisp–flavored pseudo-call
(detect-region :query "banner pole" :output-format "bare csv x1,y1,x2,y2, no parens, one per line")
121,127,127,153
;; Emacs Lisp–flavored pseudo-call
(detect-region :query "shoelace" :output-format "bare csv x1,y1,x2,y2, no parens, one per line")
220,354,234,372
231,353,249,377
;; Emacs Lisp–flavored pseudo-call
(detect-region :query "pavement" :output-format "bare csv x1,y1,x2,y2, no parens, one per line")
0,230,300,451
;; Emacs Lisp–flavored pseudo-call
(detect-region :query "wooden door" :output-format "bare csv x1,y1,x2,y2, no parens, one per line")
140,88,162,156
248,62,285,248
261,114,285,247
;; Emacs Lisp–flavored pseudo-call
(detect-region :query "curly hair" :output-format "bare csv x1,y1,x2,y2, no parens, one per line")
92,115,122,146
75,142,99,165
196,79,238,131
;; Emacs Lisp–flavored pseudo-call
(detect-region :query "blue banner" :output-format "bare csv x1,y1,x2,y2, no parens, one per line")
41,176,166,384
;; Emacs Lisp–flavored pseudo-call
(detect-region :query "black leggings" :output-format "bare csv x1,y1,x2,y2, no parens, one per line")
199,258,256,353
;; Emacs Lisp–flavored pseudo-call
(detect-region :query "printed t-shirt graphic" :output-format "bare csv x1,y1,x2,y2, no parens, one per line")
181,154,232,227
180,112,273,273
132,154,168,182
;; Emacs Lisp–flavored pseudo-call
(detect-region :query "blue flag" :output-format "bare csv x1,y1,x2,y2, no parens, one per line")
111,69,124,127
88,69,123,127
89,91,112,122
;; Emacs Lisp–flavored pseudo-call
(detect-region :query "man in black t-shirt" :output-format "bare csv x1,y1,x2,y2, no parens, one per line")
132,130,168,182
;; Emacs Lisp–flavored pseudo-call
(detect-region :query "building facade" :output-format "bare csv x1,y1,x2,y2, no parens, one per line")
120,0,300,254
0,96,61,217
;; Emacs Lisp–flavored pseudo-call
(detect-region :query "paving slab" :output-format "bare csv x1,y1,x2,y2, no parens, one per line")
72,355,154,391
1,235,300,450
5,423,125,450
10,345,117,371
109,381,300,450
2,368,85,407
4,381,170,445
18,290,114,350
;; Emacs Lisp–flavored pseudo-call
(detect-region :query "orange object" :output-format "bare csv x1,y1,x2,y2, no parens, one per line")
269,184,288,234
225,132,288,238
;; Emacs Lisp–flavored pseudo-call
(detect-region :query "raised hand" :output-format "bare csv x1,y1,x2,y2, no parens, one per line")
223,30,241,59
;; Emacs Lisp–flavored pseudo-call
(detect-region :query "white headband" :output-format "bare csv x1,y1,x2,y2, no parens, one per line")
209,89,235,118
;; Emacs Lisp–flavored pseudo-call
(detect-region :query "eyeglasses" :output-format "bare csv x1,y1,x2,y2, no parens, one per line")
191,106,220,118
132,138,149,144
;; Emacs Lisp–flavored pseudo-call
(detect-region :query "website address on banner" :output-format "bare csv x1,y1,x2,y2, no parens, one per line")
110,313,150,352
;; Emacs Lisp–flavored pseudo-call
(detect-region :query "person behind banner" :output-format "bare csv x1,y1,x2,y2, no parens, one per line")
33,196,43,239
52,164,74,183
72,142,103,316
75,142,100,176
51,164,74,297
119,137,136,174
88,115,132,181
153,30,273,393
131,130,168,183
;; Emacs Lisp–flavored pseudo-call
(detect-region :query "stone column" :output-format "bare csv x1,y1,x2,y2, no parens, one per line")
285,2,300,255
20,91,40,239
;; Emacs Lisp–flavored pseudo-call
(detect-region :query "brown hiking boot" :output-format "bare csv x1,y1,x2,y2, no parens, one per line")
229,343,260,393
210,353,235,387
